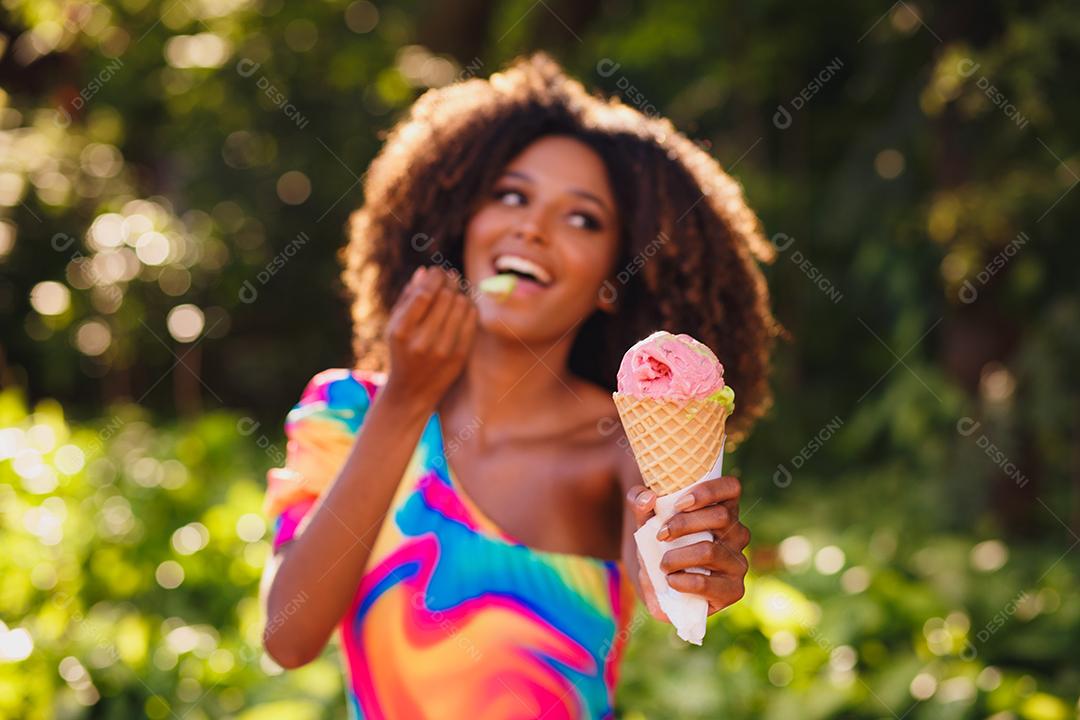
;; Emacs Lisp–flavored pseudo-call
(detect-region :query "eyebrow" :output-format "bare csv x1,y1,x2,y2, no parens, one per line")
503,170,613,216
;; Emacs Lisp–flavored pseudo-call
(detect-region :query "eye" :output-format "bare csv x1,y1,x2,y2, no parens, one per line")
494,188,526,206
568,211,602,231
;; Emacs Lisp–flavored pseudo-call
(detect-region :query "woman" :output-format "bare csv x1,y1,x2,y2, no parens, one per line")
260,52,778,719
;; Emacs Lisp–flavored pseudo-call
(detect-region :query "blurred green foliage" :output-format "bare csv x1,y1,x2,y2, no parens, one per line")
1,0,1078,718
0,388,352,719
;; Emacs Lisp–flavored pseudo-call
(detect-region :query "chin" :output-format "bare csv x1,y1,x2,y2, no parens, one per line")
475,299,549,341
473,292,586,346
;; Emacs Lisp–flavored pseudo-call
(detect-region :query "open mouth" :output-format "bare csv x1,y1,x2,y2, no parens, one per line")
491,253,554,287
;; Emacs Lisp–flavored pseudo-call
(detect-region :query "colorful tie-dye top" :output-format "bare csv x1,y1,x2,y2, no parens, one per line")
263,368,636,719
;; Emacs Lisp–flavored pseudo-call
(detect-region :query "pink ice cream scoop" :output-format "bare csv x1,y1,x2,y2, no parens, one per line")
616,331,728,402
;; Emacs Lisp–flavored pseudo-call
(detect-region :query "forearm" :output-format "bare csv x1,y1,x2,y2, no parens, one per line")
264,385,432,667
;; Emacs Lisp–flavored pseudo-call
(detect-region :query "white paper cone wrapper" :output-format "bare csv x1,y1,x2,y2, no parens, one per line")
633,437,726,645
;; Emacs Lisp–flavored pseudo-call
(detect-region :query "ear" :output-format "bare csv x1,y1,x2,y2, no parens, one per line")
597,278,619,314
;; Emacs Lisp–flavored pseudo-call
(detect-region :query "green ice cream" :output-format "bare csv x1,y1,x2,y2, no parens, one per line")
478,273,517,300
706,385,736,415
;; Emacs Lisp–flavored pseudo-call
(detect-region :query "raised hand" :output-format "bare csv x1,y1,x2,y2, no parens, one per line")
383,266,478,411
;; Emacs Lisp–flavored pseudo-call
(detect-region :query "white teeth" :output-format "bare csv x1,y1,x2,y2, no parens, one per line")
493,254,553,285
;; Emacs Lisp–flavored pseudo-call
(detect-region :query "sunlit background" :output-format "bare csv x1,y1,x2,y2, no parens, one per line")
1,1,1078,718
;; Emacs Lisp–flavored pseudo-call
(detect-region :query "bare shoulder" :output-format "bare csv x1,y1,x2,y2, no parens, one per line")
566,378,641,492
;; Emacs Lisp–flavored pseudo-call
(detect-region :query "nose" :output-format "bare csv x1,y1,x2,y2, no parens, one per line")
513,209,548,245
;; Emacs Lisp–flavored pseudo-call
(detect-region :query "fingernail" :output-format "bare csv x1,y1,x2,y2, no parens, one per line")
656,525,670,541
674,494,694,511
632,489,652,507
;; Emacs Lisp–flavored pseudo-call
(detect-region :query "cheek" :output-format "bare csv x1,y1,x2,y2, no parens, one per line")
561,233,619,289
463,209,502,266
465,206,506,246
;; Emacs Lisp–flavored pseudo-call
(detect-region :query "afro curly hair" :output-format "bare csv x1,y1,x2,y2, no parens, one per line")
340,52,780,442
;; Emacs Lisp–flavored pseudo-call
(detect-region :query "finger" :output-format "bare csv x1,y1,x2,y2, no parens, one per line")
427,267,460,301
625,485,656,527
408,265,427,288
413,287,458,340
433,294,472,356
432,265,456,290
667,571,746,607
418,263,446,294
715,522,751,551
393,277,440,330
387,276,435,335
660,539,748,575
657,504,733,542
441,268,462,292
672,475,741,512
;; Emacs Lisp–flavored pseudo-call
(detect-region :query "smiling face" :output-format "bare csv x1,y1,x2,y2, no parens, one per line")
463,135,622,344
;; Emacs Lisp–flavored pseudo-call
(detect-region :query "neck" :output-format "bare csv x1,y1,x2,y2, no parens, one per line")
442,326,578,433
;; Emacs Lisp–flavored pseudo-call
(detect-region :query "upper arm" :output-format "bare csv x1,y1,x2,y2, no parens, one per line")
259,371,374,649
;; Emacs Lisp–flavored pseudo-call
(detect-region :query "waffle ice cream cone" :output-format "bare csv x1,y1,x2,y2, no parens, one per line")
613,393,730,496
615,331,736,644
